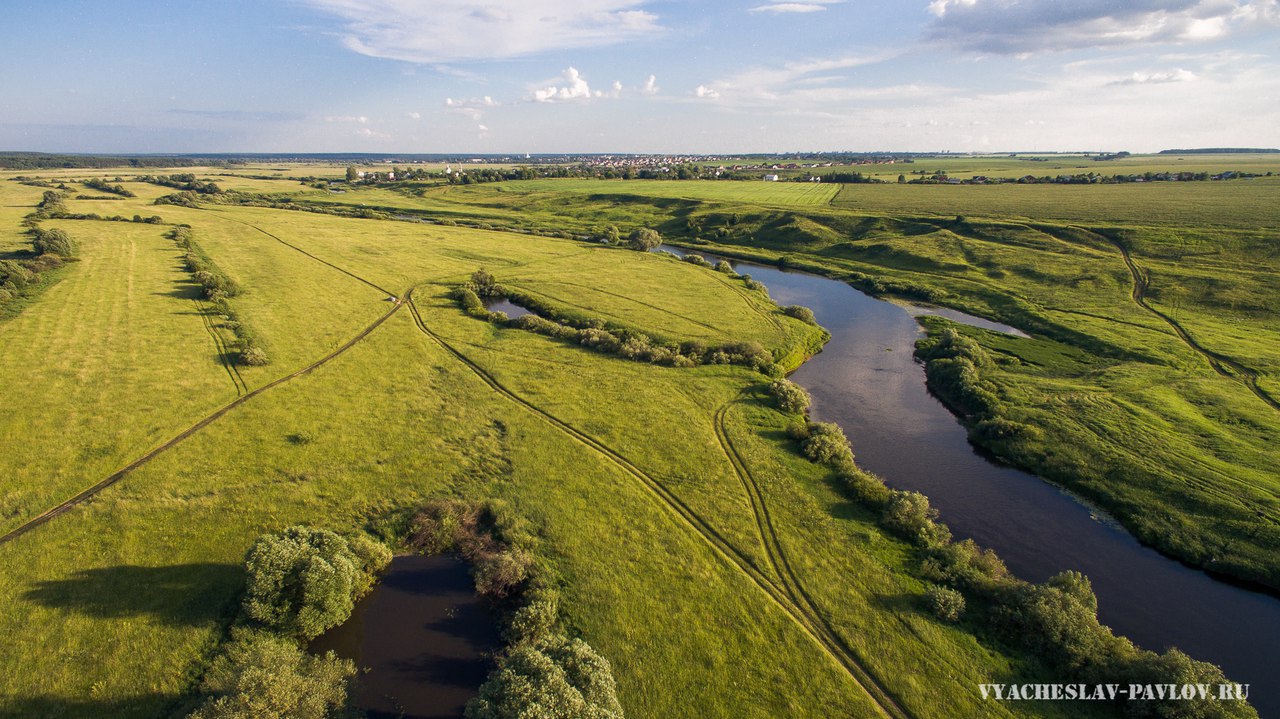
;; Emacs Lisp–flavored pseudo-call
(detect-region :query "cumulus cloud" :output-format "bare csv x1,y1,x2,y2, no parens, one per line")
407,111,421,120
927,0,1279,54
300,0,664,63
530,67,623,102
642,74,660,95
749,1,842,13
695,84,721,99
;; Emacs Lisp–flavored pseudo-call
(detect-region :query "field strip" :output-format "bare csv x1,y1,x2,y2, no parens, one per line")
406,294,909,719
712,396,916,719
213,214,398,297
194,297,248,395
0,298,406,547
1099,231,1280,413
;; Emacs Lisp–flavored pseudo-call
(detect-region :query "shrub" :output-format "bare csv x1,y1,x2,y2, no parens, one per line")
241,526,389,639
470,268,499,297
187,630,356,719
714,260,734,274
240,345,270,366
31,228,77,258
466,636,623,719
474,547,535,598
782,305,817,325
801,422,853,466
627,227,661,251
506,593,560,644
881,490,951,547
768,379,811,414
926,585,966,622
682,254,712,268
838,466,891,507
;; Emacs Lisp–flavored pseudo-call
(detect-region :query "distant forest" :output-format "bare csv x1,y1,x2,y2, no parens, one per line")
0,152,202,170
1158,147,1280,154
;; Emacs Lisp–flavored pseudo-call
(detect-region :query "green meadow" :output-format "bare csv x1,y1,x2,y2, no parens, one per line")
1,158,1273,717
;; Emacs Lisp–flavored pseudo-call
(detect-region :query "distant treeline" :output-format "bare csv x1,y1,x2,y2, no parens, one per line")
0,152,202,170
1159,148,1279,154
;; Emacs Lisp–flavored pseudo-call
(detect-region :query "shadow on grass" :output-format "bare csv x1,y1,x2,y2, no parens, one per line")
22,563,242,626
0,692,183,719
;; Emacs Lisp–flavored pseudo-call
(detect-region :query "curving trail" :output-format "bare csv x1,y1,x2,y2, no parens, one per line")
1103,233,1280,413
406,293,910,719
712,396,912,719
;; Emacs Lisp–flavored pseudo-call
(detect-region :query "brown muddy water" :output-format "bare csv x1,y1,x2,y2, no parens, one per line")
310,554,500,719
660,245,1280,717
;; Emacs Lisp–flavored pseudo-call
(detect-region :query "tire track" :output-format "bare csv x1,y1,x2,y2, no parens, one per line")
713,396,911,719
194,297,247,396
1101,231,1280,413
0,298,405,547
406,293,908,719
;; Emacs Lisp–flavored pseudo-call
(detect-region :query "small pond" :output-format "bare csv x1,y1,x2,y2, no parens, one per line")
310,554,501,719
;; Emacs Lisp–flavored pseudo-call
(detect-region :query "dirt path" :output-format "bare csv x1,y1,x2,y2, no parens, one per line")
406,293,909,719
1102,232,1280,413
0,298,405,547
712,396,912,719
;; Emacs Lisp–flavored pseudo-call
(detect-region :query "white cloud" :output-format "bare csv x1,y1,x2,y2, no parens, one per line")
692,54,894,105
642,74,660,95
324,115,368,123
532,67,621,102
749,2,842,13
407,111,421,120
927,0,1280,54
695,84,721,99
300,0,664,63
1108,68,1198,85
445,96,498,120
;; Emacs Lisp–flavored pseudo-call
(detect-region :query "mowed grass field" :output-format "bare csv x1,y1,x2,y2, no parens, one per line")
0,176,1117,719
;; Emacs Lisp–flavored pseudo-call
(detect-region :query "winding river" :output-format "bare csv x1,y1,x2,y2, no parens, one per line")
661,245,1279,717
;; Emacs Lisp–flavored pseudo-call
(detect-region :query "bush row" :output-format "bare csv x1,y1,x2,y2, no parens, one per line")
82,177,136,197
789,418,1255,718
186,526,392,719
1,195,77,315
451,270,782,374
170,227,269,366
404,499,624,719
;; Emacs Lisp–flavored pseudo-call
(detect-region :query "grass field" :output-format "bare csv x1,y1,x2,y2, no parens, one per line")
285,169,1280,589
2,161,1272,718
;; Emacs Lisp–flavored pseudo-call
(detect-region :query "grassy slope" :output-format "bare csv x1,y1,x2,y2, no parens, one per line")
0,179,1113,718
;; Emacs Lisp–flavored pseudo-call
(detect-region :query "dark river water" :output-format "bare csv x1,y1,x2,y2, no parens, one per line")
310,555,500,719
661,246,1280,717
484,297,533,319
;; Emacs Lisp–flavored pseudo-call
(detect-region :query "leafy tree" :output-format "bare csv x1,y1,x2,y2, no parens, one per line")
345,166,358,183
626,227,661,252
467,636,623,719
882,490,950,547
801,422,853,466
768,379,811,414
241,526,390,639
188,630,356,719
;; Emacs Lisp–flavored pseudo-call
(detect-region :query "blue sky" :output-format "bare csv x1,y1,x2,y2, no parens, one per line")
2,0,1278,153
